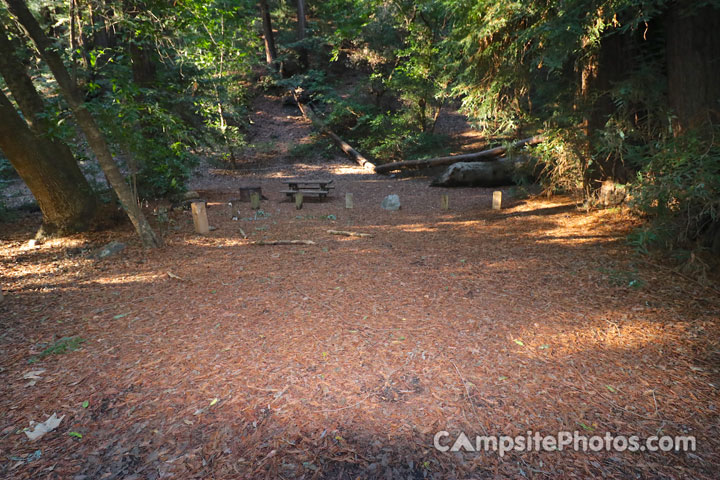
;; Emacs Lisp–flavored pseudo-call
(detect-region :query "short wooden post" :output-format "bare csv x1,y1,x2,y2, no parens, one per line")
191,201,210,234
345,193,354,209
440,194,449,210
295,192,303,210
250,192,260,210
492,191,502,210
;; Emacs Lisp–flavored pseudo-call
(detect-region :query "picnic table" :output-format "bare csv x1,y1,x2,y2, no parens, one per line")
280,179,334,200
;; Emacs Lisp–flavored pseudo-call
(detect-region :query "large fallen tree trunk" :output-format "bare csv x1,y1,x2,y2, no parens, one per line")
431,157,533,187
375,136,544,174
293,91,377,172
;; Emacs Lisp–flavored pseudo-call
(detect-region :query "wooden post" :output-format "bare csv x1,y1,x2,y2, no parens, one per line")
191,201,210,234
345,193,354,209
440,194,449,210
250,192,260,210
492,191,502,210
295,192,303,210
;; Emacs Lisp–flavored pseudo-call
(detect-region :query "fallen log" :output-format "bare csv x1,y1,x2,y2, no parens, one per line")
293,90,377,173
253,240,316,246
374,136,544,174
431,157,533,187
327,229,374,238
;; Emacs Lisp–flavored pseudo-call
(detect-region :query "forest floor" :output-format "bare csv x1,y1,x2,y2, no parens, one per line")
1,92,720,479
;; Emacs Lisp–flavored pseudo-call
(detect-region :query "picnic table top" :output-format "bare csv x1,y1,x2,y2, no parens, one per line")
281,179,334,185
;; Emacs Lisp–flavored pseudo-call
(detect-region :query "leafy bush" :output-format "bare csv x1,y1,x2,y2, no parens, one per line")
629,127,720,251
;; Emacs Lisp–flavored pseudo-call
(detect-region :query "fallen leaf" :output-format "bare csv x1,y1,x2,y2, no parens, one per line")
23,369,46,380
24,413,64,441
167,271,184,281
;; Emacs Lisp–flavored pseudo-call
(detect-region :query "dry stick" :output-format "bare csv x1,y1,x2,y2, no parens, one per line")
374,135,545,174
314,393,373,413
327,229,374,238
253,240,316,246
450,361,488,436
292,90,377,172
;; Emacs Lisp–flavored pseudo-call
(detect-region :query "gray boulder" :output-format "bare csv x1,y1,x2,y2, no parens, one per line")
94,241,126,259
381,194,401,211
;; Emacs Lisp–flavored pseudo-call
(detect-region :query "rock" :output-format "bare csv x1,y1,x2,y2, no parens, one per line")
381,194,401,211
598,180,627,207
182,190,201,200
94,241,126,259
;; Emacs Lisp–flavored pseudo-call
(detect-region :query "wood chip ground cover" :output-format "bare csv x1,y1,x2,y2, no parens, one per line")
1,96,719,479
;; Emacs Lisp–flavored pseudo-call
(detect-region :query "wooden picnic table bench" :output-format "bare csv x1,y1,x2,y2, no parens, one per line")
280,179,334,200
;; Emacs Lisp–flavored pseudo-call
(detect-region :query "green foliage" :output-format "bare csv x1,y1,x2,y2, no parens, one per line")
29,336,86,364
628,128,720,249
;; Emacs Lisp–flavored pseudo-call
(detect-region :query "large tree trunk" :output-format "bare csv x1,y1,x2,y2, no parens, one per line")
374,136,543,174
5,0,162,248
430,158,532,188
580,30,633,195
0,91,97,235
665,1,720,133
259,0,277,66
124,0,156,86
0,22,98,236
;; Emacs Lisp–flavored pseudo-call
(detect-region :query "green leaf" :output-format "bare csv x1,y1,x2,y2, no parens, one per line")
578,422,594,432
82,401,89,408
605,385,616,393
113,313,128,319
69,432,83,439
209,398,219,407
513,339,525,346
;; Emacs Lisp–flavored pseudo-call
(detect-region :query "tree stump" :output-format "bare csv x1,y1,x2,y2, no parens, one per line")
238,186,266,202
250,192,261,210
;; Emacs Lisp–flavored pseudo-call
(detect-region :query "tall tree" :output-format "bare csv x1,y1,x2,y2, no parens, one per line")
295,0,307,68
0,90,97,235
0,21,98,236
665,1,720,133
259,0,277,65
4,0,162,248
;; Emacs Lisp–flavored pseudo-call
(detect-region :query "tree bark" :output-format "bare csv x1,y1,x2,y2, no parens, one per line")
5,0,162,248
0,91,97,235
665,1,720,132
295,0,308,68
374,136,543,174
580,28,634,194
259,0,277,65
430,158,532,188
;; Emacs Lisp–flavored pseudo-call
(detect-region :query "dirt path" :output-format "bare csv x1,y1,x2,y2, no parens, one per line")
1,94,719,479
